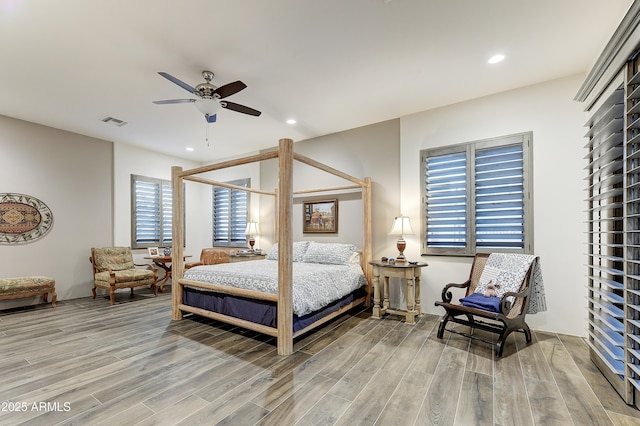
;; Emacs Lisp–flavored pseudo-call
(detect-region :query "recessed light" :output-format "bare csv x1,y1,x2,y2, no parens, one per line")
286,119,296,125
186,147,194,152
488,54,505,64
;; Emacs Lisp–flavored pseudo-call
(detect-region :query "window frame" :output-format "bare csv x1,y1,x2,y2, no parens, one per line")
130,174,179,249
212,178,250,248
420,132,534,256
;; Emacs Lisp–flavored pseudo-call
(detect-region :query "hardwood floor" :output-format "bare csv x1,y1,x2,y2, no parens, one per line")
0,289,639,426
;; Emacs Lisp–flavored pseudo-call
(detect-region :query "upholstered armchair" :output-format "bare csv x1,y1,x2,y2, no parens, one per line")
90,247,158,305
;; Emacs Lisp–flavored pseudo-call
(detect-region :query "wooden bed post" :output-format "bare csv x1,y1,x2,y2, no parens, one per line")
363,177,373,305
277,138,294,355
172,166,184,320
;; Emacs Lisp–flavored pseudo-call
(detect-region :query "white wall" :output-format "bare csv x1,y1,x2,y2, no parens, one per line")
400,74,587,336
113,143,210,264
259,121,401,258
0,116,112,305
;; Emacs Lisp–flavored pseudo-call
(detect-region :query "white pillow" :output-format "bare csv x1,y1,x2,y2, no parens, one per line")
266,241,310,262
302,241,358,265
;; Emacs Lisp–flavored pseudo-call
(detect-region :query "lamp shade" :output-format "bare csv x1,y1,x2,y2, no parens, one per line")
245,222,259,235
195,98,221,116
389,216,414,237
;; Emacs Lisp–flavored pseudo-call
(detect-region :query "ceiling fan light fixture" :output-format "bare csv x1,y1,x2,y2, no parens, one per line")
194,98,220,116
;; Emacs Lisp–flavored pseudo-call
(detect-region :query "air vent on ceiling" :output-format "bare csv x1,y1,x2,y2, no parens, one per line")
101,116,128,127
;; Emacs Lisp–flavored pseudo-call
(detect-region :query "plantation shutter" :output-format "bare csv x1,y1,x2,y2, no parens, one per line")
584,77,627,400
213,186,231,244
161,182,172,246
133,178,161,245
424,150,468,251
213,179,249,246
131,175,175,248
422,132,532,255
474,144,525,249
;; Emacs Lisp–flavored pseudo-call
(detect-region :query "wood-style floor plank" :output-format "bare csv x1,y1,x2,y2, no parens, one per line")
454,370,493,426
535,331,614,426
0,291,637,425
558,333,640,421
374,371,433,426
492,335,534,426
419,345,468,425
256,374,338,426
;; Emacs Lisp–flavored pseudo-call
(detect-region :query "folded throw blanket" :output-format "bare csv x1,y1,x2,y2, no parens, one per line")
460,292,500,312
474,253,546,314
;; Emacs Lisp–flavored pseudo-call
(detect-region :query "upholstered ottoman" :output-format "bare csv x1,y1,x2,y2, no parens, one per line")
0,276,57,307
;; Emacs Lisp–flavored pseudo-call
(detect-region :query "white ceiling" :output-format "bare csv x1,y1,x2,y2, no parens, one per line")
0,0,633,162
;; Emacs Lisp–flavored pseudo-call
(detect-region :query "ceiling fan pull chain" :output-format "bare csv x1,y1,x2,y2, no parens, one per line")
206,122,210,147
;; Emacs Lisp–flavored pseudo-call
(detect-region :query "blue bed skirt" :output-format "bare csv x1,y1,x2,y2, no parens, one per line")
182,286,367,332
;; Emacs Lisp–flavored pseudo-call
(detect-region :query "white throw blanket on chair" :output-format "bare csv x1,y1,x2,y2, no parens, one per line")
474,253,546,314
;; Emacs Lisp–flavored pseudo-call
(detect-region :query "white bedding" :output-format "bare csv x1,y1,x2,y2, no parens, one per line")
183,259,367,316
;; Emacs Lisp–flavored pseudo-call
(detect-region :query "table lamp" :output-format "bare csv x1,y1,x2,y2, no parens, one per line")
245,222,259,251
389,216,414,262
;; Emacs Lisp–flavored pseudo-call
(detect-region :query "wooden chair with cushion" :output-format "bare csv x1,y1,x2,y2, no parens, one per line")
90,247,158,305
185,247,236,269
434,253,538,357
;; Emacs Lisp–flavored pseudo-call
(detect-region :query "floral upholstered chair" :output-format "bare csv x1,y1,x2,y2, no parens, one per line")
90,247,158,305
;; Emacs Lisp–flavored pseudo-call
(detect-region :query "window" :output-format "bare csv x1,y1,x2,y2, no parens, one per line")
131,175,174,249
421,132,533,256
213,178,249,247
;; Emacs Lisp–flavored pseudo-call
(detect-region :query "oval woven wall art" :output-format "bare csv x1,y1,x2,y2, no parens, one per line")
0,193,53,244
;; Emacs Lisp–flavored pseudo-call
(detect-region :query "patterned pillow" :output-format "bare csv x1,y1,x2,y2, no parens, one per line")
302,241,358,265
266,241,310,262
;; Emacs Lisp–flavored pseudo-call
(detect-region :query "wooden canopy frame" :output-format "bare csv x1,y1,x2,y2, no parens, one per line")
171,138,372,355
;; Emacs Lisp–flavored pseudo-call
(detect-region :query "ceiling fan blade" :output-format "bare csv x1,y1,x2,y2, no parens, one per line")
153,99,196,105
221,101,262,116
158,72,197,94
213,81,247,99
205,114,217,123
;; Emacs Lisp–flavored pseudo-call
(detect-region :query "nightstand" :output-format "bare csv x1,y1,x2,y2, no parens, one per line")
369,261,428,324
228,253,266,263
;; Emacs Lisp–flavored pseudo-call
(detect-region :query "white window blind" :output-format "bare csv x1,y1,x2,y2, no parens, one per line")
213,179,249,246
422,132,532,256
131,175,173,248
424,150,467,249
475,144,525,249
584,59,640,406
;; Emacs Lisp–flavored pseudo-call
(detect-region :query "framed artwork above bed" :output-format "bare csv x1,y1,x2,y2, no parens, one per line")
303,199,338,233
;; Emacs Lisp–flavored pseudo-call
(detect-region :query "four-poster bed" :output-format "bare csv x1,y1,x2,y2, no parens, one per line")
171,138,372,355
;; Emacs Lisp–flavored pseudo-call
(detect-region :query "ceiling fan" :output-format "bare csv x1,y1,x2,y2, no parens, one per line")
153,70,261,123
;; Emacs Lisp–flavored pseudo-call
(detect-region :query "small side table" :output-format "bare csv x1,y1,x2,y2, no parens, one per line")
228,253,266,263
144,255,192,291
370,261,428,324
